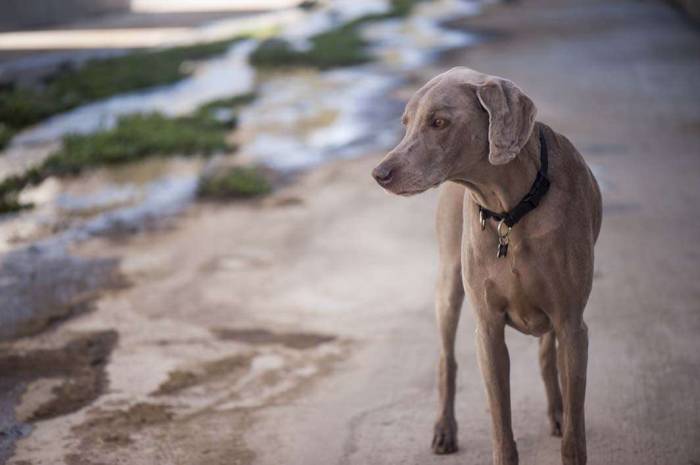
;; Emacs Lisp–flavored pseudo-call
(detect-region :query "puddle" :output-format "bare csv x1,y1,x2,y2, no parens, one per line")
76,402,174,433
0,330,118,461
212,327,336,350
66,402,174,452
1,314,348,462
1,157,204,252
0,331,118,422
202,248,274,272
365,0,481,70
235,68,399,170
152,354,252,396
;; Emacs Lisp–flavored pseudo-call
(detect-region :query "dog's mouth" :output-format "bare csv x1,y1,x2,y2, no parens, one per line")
395,181,442,197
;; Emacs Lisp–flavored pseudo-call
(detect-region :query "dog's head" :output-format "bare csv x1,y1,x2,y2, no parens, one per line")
372,67,537,195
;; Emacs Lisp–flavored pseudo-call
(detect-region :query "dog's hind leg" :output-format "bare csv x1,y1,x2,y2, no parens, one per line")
432,183,465,455
539,331,563,436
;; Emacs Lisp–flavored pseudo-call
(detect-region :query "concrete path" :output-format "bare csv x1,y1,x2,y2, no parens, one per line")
247,1,700,464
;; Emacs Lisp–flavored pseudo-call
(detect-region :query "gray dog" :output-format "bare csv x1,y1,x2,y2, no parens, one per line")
372,67,601,465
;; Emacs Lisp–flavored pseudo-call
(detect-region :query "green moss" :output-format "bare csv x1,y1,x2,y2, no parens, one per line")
250,26,370,70
198,166,272,199
43,113,230,176
0,168,42,213
196,92,257,112
387,0,425,17
0,124,14,150
249,0,426,69
298,0,319,10
305,24,372,68
0,37,246,148
0,92,258,212
193,92,257,126
47,40,238,104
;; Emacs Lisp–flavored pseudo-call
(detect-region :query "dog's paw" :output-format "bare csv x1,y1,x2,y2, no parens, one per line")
562,437,587,465
548,409,563,437
432,419,458,455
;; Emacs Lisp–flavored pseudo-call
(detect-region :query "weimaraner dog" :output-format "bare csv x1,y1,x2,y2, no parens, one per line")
372,67,601,465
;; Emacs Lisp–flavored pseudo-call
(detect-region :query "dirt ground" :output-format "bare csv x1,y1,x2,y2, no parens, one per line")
2,0,700,464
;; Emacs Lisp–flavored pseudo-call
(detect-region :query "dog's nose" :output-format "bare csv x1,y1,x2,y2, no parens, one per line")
372,165,393,185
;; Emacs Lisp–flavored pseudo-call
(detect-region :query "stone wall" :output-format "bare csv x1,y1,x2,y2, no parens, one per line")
0,0,131,30
666,0,700,22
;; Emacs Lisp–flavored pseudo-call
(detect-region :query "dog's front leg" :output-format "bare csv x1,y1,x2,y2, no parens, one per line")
556,319,588,465
432,259,464,454
539,331,563,436
475,316,518,465
432,184,465,455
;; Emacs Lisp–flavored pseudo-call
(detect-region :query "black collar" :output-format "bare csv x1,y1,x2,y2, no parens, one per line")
478,128,550,258
478,127,550,228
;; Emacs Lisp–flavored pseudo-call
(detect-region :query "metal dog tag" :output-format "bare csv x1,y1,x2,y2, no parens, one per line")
496,220,511,258
497,242,509,258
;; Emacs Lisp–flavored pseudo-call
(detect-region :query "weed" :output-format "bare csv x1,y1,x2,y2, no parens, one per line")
198,166,272,199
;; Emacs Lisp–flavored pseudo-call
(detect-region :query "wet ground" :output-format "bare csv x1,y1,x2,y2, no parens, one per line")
0,0,477,252
2,0,700,464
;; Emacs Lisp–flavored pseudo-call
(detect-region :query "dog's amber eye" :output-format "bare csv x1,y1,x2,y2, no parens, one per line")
431,118,446,129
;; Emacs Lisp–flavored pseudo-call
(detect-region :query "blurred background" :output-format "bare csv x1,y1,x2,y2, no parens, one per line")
0,0,698,464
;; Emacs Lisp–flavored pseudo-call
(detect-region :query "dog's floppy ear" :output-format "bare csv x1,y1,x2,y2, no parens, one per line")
476,78,537,165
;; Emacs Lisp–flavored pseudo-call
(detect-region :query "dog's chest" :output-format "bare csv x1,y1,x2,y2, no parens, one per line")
463,233,553,336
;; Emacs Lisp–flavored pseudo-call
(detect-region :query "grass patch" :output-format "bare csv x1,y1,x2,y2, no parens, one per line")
0,124,14,149
250,27,370,70
198,166,272,199
0,93,256,213
249,0,426,69
43,113,230,176
193,92,257,124
0,37,246,150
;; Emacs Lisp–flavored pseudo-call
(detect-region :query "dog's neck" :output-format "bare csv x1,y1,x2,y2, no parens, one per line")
459,126,542,214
